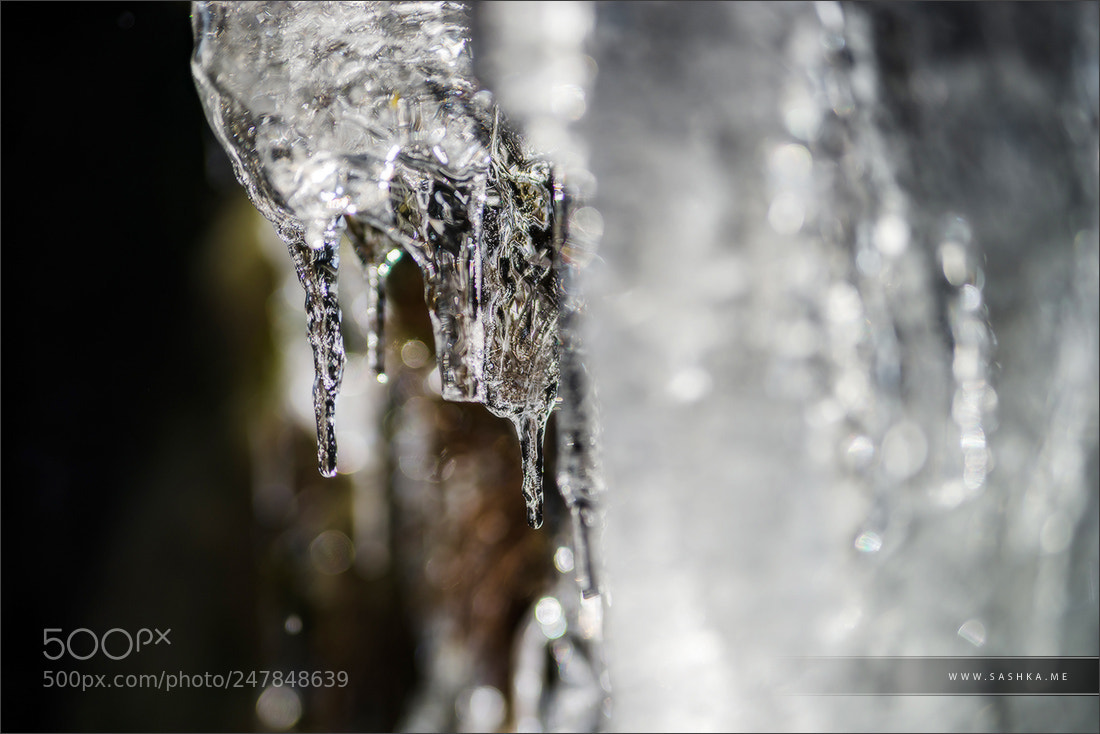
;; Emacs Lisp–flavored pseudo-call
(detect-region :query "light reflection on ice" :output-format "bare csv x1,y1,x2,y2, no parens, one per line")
193,1,1098,731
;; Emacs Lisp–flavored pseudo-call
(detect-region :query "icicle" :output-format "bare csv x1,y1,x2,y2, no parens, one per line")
554,342,602,595
513,413,547,529
552,177,604,597
287,221,346,477
192,1,565,520
346,217,403,381
387,168,489,404
365,260,386,377
476,112,562,528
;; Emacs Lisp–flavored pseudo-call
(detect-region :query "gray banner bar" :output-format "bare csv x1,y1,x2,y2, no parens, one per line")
780,657,1099,696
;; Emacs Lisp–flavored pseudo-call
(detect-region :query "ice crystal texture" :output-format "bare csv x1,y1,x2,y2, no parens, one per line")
474,0,606,597
192,1,560,525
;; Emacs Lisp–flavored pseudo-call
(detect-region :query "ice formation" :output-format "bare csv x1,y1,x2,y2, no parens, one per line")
191,1,565,528
189,2,1098,730
581,2,1098,731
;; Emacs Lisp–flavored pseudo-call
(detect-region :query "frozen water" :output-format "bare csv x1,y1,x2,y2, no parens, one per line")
192,1,1098,731
193,3,608,728
286,228,345,477
192,1,564,523
474,0,606,595
580,2,1098,731
191,0,491,478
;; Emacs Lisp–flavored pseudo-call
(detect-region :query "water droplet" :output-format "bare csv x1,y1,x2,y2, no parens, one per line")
960,283,982,311
309,529,355,575
939,240,969,286
456,685,506,732
401,339,431,369
768,191,806,235
844,434,875,470
854,531,882,553
873,213,910,257
256,686,302,730
957,619,987,647
667,366,713,403
768,142,813,184
535,596,567,639
554,546,575,574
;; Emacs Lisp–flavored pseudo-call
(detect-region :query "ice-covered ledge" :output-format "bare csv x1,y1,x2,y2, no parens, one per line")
191,1,586,535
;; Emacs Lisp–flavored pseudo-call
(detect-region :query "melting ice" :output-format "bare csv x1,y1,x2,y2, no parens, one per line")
191,1,563,527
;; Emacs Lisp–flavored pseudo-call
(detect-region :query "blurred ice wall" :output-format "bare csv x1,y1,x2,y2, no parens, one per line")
478,2,1098,731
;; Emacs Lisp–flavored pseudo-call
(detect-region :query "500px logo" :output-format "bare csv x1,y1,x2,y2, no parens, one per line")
43,628,171,661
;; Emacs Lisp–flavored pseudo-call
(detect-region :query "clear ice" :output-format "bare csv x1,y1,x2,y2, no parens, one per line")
287,229,345,477
191,1,563,526
187,1,1099,731
473,0,606,597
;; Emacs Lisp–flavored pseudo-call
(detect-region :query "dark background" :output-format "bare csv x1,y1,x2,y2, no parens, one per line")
2,2,262,730
1,5,537,731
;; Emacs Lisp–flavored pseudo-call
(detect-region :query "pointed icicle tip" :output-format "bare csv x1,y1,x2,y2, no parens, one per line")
318,448,338,478
515,413,547,529
526,489,544,530
290,226,346,480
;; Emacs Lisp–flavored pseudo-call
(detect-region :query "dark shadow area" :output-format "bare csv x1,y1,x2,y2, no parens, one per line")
2,3,257,730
